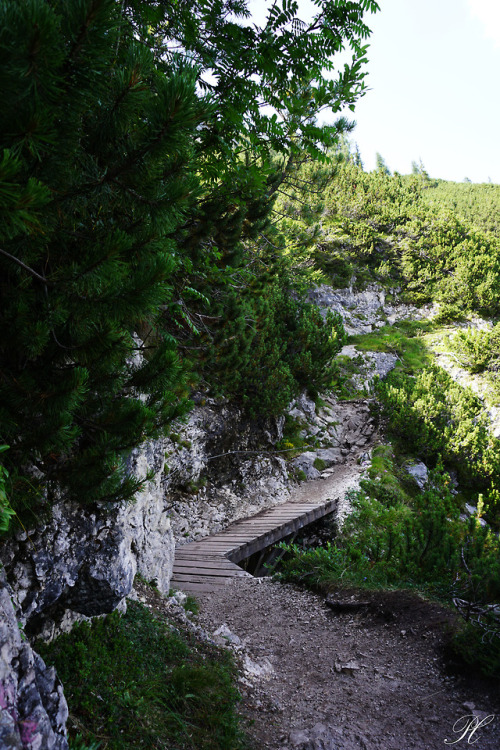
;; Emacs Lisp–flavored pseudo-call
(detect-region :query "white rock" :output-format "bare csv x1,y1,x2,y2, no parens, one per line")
406,461,428,489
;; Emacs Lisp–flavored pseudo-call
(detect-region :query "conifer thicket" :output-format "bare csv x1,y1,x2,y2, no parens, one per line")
274,148,500,316
0,0,378,517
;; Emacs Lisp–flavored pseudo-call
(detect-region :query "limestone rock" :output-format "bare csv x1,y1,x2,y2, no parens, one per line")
406,461,429,490
1,437,175,637
291,452,321,480
338,345,398,393
315,448,343,467
0,568,68,749
307,283,435,336
166,401,290,543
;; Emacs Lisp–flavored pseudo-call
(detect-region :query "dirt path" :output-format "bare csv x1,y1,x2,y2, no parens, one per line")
194,577,500,750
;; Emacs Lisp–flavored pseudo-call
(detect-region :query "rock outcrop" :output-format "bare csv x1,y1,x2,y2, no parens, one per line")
1,437,173,640
289,393,377,481
307,283,435,335
0,568,68,749
163,399,288,543
0,399,287,639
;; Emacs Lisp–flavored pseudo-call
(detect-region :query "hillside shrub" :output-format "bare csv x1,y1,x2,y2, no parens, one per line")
375,367,500,523
446,324,500,374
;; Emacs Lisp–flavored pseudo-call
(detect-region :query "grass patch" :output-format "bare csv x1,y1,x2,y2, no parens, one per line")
348,320,438,374
37,601,248,750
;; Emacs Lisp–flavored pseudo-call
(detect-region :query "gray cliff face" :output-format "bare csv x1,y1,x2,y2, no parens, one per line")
0,399,286,639
164,399,288,542
307,283,435,335
0,568,68,749
1,449,172,640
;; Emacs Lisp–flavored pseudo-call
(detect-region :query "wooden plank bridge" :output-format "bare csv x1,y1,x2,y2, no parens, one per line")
170,496,338,593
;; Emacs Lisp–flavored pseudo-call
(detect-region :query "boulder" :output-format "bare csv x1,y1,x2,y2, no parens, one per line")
406,461,428,490
291,453,321,480
0,568,68,749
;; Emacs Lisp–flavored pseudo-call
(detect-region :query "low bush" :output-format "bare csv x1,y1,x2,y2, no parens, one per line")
375,367,500,523
446,324,500,374
38,601,247,750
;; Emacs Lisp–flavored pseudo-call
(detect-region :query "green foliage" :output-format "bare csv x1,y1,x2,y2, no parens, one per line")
376,367,500,522
0,0,199,509
183,595,200,617
38,601,247,750
451,621,500,679
202,277,346,416
446,324,500,374
0,445,15,533
143,0,380,171
375,152,391,176
0,1,378,512
275,411,328,457
423,179,500,236
69,738,101,750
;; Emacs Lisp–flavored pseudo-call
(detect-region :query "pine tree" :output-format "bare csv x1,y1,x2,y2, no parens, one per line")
375,152,391,176
0,0,203,508
0,0,379,518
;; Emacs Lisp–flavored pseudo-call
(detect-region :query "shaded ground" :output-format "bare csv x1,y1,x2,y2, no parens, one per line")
191,577,500,750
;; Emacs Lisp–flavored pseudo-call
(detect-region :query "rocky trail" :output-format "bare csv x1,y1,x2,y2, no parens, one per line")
161,440,500,750
192,577,500,750
163,322,500,749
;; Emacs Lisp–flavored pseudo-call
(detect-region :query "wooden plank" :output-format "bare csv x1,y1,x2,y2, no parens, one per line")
172,571,248,580
172,563,244,573
171,575,233,585
181,543,243,550
175,549,228,555
172,558,241,569
173,561,241,576
175,553,227,561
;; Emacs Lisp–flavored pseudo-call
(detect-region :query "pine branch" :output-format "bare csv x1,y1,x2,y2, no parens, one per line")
0,247,50,284
66,0,101,69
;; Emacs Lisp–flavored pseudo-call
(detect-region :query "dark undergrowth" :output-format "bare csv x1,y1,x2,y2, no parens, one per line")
38,600,249,750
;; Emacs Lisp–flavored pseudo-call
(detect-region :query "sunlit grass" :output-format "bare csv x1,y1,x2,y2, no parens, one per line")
348,320,442,374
